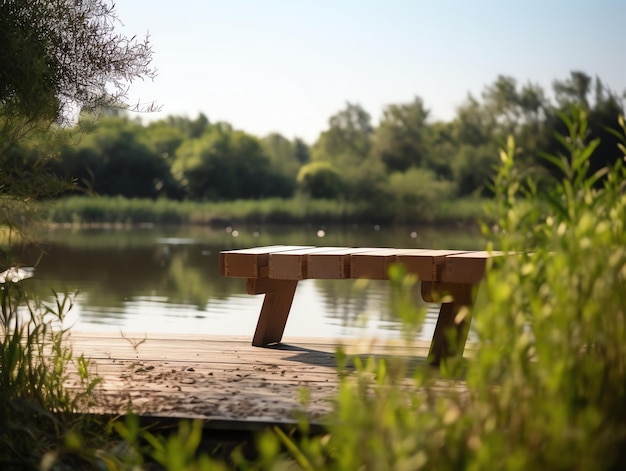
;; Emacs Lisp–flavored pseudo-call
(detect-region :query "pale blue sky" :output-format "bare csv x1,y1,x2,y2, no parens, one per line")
115,0,625,143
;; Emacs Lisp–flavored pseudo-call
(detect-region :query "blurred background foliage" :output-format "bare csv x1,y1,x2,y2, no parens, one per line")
6,71,624,225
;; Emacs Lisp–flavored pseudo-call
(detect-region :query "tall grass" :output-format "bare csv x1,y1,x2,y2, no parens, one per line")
0,282,104,469
40,195,486,227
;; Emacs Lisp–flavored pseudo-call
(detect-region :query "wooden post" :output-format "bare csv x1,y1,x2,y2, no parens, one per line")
421,281,474,366
247,278,298,347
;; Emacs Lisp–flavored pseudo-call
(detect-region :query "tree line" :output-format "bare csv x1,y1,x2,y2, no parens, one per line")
8,71,625,212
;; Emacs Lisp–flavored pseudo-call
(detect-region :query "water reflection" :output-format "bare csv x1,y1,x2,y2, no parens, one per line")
12,225,484,340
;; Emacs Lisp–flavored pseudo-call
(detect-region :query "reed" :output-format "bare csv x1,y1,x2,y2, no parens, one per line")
0,283,103,469
39,195,486,226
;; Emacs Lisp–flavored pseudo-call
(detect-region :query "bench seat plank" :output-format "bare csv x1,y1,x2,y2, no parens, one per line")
350,248,417,280
220,245,311,278
442,251,503,284
396,249,470,282
269,247,354,280
306,247,384,279
219,245,502,365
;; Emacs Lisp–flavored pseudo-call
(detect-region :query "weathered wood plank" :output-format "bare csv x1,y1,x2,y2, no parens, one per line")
349,248,401,279
65,333,451,424
396,249,470,281
306,247,380,279
219,245,311,278
269,247,350,280
442,251,502,284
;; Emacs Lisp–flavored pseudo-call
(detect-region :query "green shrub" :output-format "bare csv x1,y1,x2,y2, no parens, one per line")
385,168,457,223
251,109,626,469
297,162,344,199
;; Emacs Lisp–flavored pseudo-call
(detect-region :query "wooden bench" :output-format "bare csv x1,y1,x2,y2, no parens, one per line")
219,245,497,365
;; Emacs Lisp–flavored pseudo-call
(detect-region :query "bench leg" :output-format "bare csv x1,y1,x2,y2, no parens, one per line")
421,281,474,366
246,278,298,347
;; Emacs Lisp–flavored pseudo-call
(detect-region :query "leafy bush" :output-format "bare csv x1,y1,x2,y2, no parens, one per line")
297,161,344,199
384,168,456,222
249,109,626,469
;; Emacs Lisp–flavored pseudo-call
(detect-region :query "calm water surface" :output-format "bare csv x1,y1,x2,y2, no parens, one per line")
14,224,484,341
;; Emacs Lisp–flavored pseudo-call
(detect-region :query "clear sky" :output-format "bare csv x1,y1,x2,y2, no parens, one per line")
114,0,625,144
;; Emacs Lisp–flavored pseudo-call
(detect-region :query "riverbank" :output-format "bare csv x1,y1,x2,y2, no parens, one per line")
37,195,487,227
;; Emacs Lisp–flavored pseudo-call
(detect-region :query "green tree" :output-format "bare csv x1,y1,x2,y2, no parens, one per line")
518,81,547,127
384,168,455,221
311,103,384,201
539,72,625,183
428,121,457,180
294,137,311,165
297,161,343,199
261,133,303,178
173,125,295,200
55,117,179,198
140,120,186,163
373,96,432,173
481,75,521,135
553,70,594,109
452,94,494,147
312,102,373,168
0,0,154,232
450,144,498,196
165,113,211,139
0,0,154,151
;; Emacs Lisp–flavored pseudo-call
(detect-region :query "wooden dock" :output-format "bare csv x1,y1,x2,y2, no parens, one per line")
66,331,439,429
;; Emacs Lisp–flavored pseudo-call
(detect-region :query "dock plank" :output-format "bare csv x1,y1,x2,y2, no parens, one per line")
66,332,440,425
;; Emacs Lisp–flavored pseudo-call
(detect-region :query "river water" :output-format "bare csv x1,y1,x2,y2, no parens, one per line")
11,224,484,342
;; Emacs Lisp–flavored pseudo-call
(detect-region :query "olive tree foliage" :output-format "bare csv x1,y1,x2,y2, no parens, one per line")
0,0,155,135
0,0,155,231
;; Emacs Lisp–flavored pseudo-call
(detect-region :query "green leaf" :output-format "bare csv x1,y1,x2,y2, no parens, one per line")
539,152,567,174
585,166,609,188
542,191,569,222
572,138,599,172
273,426,314,470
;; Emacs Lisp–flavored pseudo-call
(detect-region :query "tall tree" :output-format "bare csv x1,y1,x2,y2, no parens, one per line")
453,94,494,147
293,138,311,165
542,74,625,182
261,133,302,178
165,114,211,139
0,0,154,231
312,102,373,168
0,0,154,145
54,117,180,198
482,75,521,133
172,126,294,200
553,71,593,109
373,96,432,173
140,120,186,163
